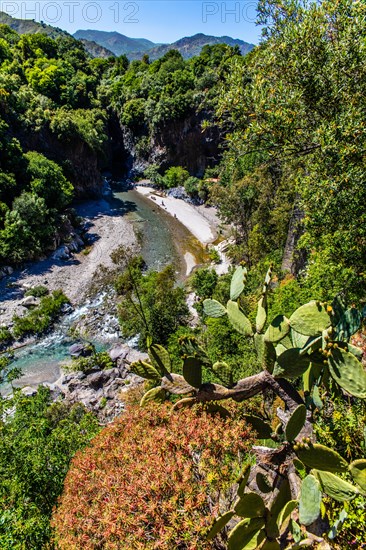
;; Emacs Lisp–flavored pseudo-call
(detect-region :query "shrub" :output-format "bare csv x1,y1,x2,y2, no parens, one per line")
0,387,99,550
52,403,254,549
24,285,49,298
12,290,69,338
0,326,12,344
63,351,114,374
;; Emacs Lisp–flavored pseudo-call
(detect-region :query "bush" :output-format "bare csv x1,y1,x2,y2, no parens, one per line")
162,166,189,189
52,403,254,549
0,326,12,344
24,285,49,298
63,351,114,374
12,290,69,338
0,387,99,550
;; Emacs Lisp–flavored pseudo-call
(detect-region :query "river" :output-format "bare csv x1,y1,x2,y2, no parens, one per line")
1,184,207,395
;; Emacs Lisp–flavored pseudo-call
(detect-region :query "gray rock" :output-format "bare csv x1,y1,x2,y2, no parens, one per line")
109,344,129,362
52,245,70,260
69,343,93,358
21,296,40,308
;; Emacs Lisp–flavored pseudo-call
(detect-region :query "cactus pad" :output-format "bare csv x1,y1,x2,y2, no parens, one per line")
335,307,362,341
182,356,202,388
296,443,348,473
148,344,171,376
314,470,359,502
328,347,366,399
256,295,267,334
289,301,331,336
285,404,307,442
140,387,166,407
207,510,235,541
349,459,366,492
230,265,247,300
203,298,227,318
228,518,265,550
129,360,161,381
264,315,290,343
237,464,251,497
234,493,266,518
273,348,311,379
299,474,321,526
212,361,234,387
227,300,253,336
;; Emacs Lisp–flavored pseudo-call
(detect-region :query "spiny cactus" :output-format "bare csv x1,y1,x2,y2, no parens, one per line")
298,474,322,526
328,347,366,398
285,404,307,442
293,442,348,473
314,470,360,502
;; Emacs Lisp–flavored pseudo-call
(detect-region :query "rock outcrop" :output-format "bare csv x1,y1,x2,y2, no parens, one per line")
52,344,148,423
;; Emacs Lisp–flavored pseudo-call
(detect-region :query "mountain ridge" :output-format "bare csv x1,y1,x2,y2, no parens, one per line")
74,29,254,60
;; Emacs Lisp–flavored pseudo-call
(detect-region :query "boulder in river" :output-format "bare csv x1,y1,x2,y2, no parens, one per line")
69,342,94,358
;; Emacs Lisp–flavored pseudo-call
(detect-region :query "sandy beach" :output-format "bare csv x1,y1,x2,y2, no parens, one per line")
135,185,218,245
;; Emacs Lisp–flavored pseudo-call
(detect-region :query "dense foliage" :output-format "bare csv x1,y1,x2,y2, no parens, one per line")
213,0,366,302
52,402,254,549
0,387,100,549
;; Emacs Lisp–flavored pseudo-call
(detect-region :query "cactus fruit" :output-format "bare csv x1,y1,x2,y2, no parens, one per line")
314,470,360,502
264,314,290,343
295,443,348,472
140,387,166,406
212,361,234,387
161,373,194,394
129,360,161,381
230,265,247,300
227,300,253,336
203,298,227,318
256,472,272,493
234,493,266,518
328,347,366,399
289,301,331,337
237,464,251,497
182,356,202,388
349,459,366,491
148,344,171,376
228,518,265,550
273,348,311,379
299,474,322,526
242,415,272,439
256,295,267,334
207,510,235,541
285,404,307,442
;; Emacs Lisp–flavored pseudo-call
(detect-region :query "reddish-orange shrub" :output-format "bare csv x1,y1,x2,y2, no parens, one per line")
52,403,254,549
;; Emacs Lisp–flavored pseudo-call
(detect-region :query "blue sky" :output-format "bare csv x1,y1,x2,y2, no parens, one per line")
0,1,261,44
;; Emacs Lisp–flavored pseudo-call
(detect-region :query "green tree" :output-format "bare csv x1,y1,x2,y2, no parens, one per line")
0,386,99,550
25,151,73,209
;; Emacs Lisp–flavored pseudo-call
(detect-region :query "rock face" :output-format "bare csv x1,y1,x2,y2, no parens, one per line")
17,127,103,198
115,110,222,178
53,345,148,423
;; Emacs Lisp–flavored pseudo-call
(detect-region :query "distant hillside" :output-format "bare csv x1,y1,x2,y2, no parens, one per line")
73,29,156,57
131,33,254,61
73,30,254,60
79,39,115,59
0,11,68,39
